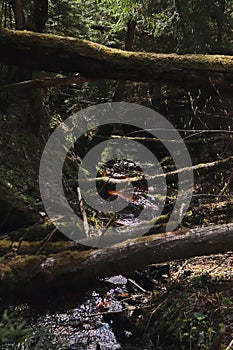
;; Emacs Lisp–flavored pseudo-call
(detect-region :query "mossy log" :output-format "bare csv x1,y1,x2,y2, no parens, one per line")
7,222,66,241
0,239,88,257
0,29,232,90
0,223,232,303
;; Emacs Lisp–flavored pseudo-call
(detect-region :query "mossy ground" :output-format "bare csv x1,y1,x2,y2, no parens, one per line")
124,254,233,350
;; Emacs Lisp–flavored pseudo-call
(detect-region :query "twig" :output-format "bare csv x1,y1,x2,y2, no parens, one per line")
145,301,165,331
226,338,233,350
36,227,58,255
86,306,131,318
100,213,117,236
77,186,90,237
78,156,233,184
207,252,232,273
218,173,233,196
127,278,147,293
87,302,153,318
0,74,90,91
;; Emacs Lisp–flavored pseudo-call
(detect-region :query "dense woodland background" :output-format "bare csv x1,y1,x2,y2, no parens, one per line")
0,0,232,349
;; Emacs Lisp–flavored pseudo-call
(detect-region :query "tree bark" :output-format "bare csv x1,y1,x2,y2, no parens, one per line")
0,29,232,91
113,19,136,101
125,20,137,51
33,0,48,32
176,0,196,48
0,74,89,90
6,1,49,133
216,0,226,44
0,223,232,302
11,0,25,30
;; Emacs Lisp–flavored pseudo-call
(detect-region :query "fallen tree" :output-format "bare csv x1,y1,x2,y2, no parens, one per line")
0,29,232,90
0,74,89,91
0,223,232,303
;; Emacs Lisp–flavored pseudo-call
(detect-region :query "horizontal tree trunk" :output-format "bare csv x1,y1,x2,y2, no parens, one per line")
0,239,89,257
0,74,89,90
0,29,232,90
0,223,232,303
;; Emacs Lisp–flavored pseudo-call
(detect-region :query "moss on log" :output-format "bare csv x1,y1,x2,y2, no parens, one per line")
0,223,232,303
7,222,65,241
0,239,88,257
0,29,232,90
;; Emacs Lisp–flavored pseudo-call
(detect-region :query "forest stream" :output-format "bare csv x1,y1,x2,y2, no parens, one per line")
0,7,232,345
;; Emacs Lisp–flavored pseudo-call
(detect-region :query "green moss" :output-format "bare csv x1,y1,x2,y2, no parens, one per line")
3,28,233,73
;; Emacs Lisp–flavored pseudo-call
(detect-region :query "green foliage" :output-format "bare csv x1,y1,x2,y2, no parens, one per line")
1,0,231,52
45,0,233,53
0,308,68,350
46,0,117,45
0,166,39,206
0,308,31,347
175,0,233,53
147,273,233,350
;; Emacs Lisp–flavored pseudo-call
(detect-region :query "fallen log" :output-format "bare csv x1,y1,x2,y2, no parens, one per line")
0,74,89,91
0,239,80,257
78,155,233,184
0,223,232,302
0,29,232,90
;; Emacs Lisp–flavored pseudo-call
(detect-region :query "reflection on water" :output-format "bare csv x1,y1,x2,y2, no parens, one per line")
18,275,134,349
35,290,122,350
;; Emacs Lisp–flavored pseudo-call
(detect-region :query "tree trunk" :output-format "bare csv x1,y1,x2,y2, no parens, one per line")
113,19,137,101
0,29,232,91
125,20,137,51
33,0,48,32
11,0,25,30
176,0,196,48
217,0,226,44
5,1,49,133
0,223,233,302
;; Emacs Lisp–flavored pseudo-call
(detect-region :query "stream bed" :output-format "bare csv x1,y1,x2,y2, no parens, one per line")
3,273,154,349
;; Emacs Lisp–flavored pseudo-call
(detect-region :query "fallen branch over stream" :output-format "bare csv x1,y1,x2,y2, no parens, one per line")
0,29,232,90
0,223,232,302
0,74,89,91
79,155,233,184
